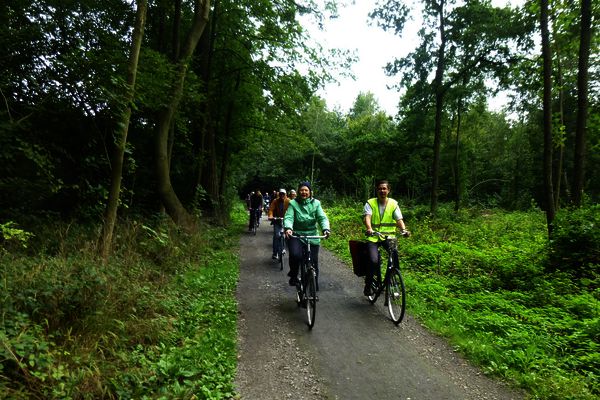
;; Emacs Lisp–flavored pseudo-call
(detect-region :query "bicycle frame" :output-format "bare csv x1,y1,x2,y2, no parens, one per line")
250,208,261,235
272,217,286,270
367,231,407,324
292,234,326,329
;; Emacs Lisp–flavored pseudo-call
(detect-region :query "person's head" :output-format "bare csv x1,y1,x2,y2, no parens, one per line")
298,181,311,199
278,188,287,198
289,189,297,199
375,180,391,200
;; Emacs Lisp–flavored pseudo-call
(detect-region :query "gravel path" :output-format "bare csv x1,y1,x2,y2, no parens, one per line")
235,217,525,400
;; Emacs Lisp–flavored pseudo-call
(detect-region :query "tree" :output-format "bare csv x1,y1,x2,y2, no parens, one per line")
100,0,148,260
540,0,556,234
154,0,210,230
373,0,525,215
572,0,592,206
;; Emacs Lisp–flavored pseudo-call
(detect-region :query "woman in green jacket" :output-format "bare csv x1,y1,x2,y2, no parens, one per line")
284,181,330,289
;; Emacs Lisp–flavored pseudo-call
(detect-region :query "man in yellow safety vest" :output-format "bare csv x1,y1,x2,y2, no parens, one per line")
363,180,409,296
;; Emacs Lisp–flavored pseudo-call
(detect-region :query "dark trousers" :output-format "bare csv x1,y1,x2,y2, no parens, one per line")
365,241,383,286
287,236,320,282
248,209,260,229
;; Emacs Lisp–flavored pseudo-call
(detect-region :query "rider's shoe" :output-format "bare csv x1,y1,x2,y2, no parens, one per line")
282,249,286,255
272,254,278,260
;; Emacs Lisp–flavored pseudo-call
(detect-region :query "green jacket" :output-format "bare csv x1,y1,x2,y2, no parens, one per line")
284,197,330,245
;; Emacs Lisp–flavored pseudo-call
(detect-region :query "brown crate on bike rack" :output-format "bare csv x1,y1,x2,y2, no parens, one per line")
348,240,370,277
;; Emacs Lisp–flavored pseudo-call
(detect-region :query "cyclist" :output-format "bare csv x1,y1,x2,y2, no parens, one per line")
363,180,409,296
248,189,264,231
288,189,297,200
284,181,330,289
268,188,290,260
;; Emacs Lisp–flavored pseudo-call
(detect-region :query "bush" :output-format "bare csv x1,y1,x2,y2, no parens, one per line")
549,205,600,278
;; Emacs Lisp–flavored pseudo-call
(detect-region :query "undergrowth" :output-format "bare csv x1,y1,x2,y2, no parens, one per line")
323,201,599,400
0,206,246,399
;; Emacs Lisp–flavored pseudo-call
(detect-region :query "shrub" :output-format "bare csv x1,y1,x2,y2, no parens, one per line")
549,205,600,278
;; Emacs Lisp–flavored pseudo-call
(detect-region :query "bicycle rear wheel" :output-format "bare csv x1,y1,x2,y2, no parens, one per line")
278,236,285,271
386,268,406,324
306,269,317,329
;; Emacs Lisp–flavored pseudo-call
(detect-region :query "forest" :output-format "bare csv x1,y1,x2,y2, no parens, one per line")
1,0,598,398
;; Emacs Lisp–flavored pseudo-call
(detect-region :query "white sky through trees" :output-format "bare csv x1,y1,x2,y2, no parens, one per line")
303,0,522,116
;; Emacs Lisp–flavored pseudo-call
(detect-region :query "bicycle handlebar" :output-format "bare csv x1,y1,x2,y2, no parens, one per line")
291,233,328,239
369,230,410,238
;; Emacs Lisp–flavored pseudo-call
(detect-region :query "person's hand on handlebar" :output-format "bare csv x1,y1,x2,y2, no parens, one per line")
365,227,374,236
323,229,331,239
285,229,293,239
400,230,411,237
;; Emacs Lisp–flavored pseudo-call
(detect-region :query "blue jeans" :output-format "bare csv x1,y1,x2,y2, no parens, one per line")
272,221,285,255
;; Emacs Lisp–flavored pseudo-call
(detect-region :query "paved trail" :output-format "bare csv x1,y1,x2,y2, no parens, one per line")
235,216,524,400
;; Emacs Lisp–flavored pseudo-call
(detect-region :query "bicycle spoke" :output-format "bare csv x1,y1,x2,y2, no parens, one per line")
386,268,406,324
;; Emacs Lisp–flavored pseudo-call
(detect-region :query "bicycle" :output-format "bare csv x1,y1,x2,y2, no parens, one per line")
365,230,409,325
271,217,286,270
291,234,327,329
250,208,261,235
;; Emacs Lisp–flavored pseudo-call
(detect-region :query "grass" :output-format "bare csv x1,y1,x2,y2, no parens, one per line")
0,206,246,399
2,201,598,399
322,201,599,400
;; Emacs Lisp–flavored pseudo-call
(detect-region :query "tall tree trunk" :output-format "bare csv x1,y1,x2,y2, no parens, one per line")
573,0,591,206
172,0,182,61
100,0,147,261
154,0,210,230
453,97,462,212
554,53,564,210
193,0,217,205
430,0,446,217
540,0,555,236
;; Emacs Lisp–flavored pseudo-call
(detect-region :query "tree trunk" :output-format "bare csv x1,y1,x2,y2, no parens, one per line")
100,0,147,261
154,0,211,230
453,97,462,212
573,0,591,206
430,0,446,217
540,0,555,236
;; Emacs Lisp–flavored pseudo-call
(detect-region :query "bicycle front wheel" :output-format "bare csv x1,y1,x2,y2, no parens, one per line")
306,269,317,329
386,268,406,324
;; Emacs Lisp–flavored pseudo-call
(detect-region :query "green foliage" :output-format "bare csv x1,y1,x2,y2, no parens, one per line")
0,212,241,398
549,205,600,278
0,222,33,251
324,202,599,399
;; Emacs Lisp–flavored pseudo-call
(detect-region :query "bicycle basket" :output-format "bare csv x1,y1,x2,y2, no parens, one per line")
349,240,369,277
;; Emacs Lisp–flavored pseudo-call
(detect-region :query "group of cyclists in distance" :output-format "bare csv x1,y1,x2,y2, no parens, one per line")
245,180,410,298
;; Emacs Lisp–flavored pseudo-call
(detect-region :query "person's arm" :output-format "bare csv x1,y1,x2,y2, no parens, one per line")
364,214,374,235
315,201,330,237
268,199,275,219
283,203,294,237
363,202,373,235
395,218,407,231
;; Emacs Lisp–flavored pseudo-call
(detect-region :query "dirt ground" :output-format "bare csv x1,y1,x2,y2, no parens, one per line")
235,217,525,400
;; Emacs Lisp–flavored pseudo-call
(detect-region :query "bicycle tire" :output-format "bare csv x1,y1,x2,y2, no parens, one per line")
386,267,406,324
306,269,317,329
367,271,381,304
278,241,284,270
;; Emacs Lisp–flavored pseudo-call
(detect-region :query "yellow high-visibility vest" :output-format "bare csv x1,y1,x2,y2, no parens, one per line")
366,198,398,242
